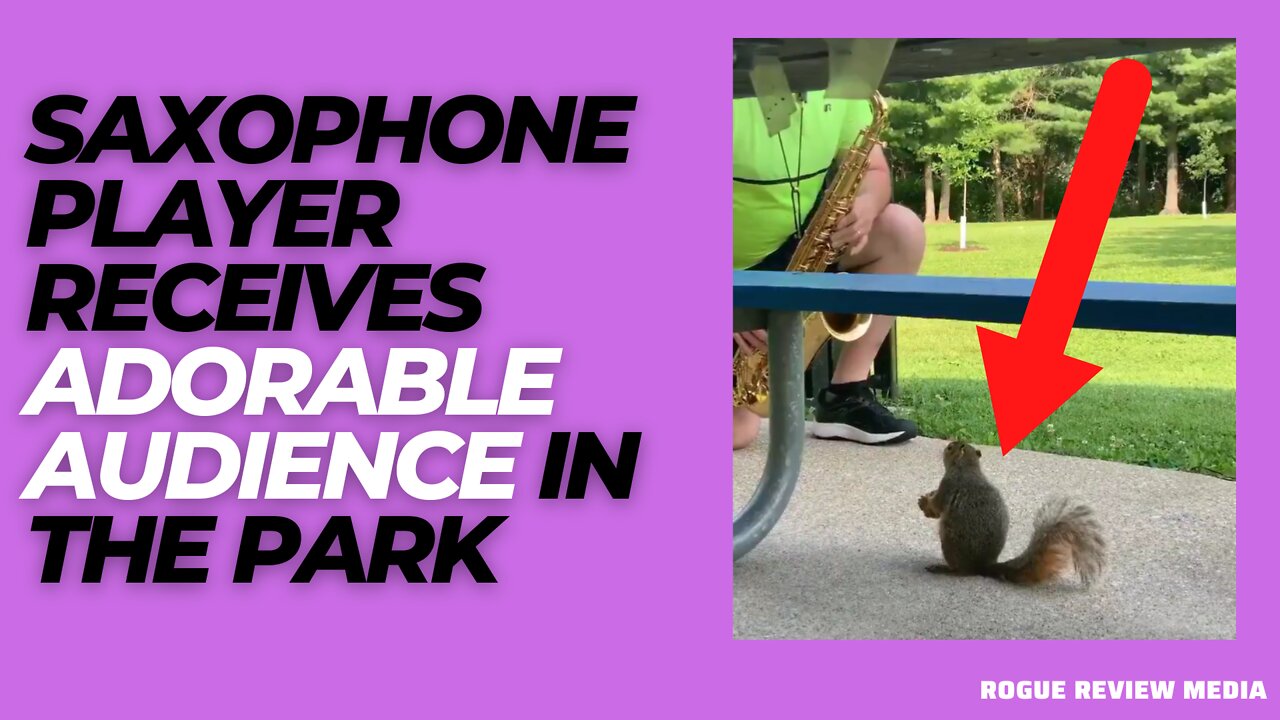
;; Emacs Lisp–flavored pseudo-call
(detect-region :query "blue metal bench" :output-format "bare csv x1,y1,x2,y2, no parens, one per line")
731,270,1237,561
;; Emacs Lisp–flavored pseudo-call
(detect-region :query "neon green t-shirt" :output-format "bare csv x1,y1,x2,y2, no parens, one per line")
733,91,873,269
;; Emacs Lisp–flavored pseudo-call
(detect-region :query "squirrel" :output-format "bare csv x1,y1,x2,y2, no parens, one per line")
917,440,1106,587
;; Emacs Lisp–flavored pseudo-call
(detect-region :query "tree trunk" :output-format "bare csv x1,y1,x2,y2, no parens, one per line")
1160,127,1181,215
1034,159,1046,220
1136,139,1147,213
992,143,1005,222
938,170,952,222
922,161,937,223
1014,158,1025,219
1226,153,1236,213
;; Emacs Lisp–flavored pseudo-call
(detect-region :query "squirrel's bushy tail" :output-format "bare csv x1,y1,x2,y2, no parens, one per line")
987,497,1107,587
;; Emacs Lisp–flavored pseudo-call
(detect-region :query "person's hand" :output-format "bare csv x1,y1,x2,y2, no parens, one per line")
734,330,768,355
830,198,878,257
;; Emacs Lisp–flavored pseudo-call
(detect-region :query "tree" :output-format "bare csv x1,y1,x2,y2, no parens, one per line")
921,77,989,224
970,71,1041,221
877,44,1235,223
1178,45,1236,212
1028,59,1164,218
882,81,940,222
884,77,966,222
1142,50,1198,215
1185,128,1226,215
1008,65,1098,220
924,91,992,245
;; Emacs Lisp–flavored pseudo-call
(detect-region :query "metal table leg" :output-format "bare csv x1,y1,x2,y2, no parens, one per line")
733,310,806,561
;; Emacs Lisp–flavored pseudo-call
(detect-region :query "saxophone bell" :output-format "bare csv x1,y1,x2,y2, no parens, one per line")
821,310,874,342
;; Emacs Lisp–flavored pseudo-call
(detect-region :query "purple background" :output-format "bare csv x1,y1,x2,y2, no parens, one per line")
1,2,1269,717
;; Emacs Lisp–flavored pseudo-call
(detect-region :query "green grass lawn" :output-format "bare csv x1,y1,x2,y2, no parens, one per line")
891,214,1237,478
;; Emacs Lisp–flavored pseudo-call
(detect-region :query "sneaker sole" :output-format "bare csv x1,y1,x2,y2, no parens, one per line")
808,421,918,446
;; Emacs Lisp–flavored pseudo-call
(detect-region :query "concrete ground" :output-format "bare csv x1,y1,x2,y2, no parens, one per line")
733,423,1236,640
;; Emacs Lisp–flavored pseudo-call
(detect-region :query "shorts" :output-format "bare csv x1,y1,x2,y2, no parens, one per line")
735,235,798,359
741,232,844,274
743,233,800,272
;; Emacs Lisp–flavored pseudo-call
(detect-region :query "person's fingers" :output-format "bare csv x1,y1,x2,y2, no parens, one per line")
830,226,855,253
843,220,877,255
847,232,871,256
836,211,858,229
735,330,770,354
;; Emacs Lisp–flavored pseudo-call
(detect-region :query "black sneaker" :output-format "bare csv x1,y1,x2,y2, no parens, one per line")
811,381,918,445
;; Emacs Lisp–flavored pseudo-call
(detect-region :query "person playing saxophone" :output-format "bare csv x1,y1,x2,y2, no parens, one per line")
733,89,926,450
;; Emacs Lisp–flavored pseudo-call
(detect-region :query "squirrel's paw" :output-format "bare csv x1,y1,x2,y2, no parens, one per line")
918,493,940,518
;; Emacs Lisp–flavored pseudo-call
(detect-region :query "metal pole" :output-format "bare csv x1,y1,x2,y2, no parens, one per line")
733,311,806,561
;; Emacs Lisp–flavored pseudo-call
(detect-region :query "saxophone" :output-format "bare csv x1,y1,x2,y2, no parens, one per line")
733,91,888,417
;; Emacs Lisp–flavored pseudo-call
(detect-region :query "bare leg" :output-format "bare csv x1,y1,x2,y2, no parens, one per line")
737,205,925,449
831,204,927,383
733,406,761,450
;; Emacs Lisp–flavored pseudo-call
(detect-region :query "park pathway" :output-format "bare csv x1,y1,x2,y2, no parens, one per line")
733,423,1236,639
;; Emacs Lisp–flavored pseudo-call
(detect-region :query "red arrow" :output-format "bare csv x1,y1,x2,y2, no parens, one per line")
979,58,1152,455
